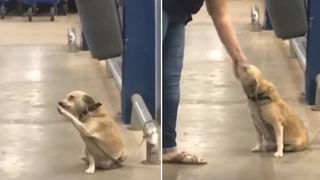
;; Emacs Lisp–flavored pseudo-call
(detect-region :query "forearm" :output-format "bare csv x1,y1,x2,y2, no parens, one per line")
213,14,245,62
205,0,246,62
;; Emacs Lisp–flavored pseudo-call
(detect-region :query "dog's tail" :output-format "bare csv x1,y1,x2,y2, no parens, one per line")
284,138,308,152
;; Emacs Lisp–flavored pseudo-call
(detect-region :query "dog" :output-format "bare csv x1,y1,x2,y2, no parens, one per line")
57,90,127,174
237,64,308,158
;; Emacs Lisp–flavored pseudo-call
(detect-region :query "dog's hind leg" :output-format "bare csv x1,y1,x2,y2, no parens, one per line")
98,160,121,170
284,138,307,152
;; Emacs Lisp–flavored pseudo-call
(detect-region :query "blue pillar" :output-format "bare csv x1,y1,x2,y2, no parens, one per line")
305,0,320,104
121,0,155,123
263,10,273,30
80,33,89,51
263,0,272,30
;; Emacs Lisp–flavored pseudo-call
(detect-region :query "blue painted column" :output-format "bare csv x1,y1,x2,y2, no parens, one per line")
121,0,155,123
263,10,273,30
80,33,89,51
263,1,272,30
305,0,320,104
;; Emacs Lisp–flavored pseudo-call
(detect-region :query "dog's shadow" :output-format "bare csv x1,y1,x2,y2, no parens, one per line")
55,162,87,175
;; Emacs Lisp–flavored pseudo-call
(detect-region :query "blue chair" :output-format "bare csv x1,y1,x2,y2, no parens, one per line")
0,0,10,19
22,0,62,21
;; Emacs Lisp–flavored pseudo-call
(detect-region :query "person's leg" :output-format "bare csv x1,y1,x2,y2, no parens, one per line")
162,12,169,40
162,12,185,151
162,12,206,164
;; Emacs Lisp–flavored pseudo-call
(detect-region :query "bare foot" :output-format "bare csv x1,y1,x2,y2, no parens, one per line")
163,150,207,165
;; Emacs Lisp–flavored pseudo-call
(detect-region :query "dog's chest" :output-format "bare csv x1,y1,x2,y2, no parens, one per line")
250,105,266,125
249,102,275,141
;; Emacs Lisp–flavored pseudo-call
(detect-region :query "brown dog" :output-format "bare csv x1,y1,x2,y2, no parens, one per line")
57,90,127,174
237,64,308,158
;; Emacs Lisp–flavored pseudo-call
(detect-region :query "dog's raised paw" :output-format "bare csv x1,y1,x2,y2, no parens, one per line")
85,167,95,175
274,151,283,158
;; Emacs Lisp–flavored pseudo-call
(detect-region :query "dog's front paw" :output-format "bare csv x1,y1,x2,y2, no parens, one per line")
250,144,262,152
85,167,95,175
274,151,283,158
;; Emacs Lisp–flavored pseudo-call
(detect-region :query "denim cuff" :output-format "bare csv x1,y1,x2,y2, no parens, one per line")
163,147,177,154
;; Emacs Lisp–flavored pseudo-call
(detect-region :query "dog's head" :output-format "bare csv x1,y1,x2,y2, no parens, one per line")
58,91,96,117
237,64,263,98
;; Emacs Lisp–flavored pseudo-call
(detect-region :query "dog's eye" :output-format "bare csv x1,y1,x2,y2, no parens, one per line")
68,95,74,101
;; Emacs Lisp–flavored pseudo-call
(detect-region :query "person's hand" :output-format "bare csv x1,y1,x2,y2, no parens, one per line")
232,52,247,79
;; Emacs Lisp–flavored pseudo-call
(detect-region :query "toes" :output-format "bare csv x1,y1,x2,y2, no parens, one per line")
250,145,261,152
85,167,95,174
163,151,207,164
274,152,283,158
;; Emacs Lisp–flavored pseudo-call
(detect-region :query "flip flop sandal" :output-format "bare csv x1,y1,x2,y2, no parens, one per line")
163,151,207,165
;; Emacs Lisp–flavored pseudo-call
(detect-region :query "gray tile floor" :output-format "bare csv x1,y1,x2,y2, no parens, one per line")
163,1,320,180
0,16,160,180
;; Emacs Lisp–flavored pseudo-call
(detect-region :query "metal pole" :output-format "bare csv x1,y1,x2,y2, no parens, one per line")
67,27,79,52
311,74,320,111
130,94,160,164
155,0,161,124
250,5,262,32
144,121,160,164
106,58,122,91
289,37,307,71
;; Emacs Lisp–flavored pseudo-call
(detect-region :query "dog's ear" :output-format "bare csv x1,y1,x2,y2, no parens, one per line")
243,78,258,97
82,94,96,106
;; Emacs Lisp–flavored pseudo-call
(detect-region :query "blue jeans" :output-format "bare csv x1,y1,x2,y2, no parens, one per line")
162,12,185,150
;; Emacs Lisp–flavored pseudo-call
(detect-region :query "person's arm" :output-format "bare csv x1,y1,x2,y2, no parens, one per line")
205,0,247,77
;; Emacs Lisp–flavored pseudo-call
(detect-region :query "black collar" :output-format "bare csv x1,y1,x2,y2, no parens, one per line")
248,92,272,102
81,103,102,116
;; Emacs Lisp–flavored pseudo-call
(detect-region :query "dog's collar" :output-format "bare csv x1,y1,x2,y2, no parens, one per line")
248,92,272,102
81,102,102,116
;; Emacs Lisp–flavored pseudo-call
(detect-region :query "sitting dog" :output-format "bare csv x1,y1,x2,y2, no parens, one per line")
57,90,127,174
237,64,308,158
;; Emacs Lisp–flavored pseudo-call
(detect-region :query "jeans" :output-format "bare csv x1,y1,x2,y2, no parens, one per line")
162,12,186,150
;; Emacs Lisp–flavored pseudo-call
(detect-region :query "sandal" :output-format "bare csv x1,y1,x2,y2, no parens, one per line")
163,151,207,165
